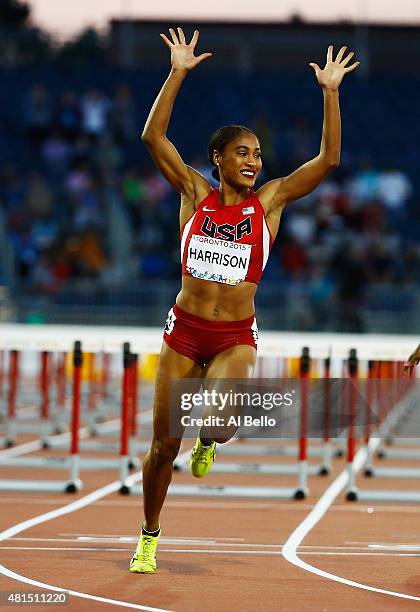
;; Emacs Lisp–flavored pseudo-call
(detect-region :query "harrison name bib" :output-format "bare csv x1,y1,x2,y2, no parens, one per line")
186,234,252,286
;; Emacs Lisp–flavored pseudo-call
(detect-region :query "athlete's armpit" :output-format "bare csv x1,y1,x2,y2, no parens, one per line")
186,166,212,207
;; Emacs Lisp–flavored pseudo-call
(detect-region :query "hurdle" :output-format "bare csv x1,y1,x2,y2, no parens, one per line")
0,341,84,493
319,355,333,474
38,350,69,444
71,349,145,461
0,323,418,499
362,360,420,475
126,346,314,499
68,342,141,473
362,360,375,475
40,351,50,443
373,367,420,461
2,349,69,445
83,351,119,430
58,344,142,471
345,349,359,500
4,350,19,447
119,343,133,493
173,348,334,483
346,352,420,502
216,354,337,466
0,342,141,481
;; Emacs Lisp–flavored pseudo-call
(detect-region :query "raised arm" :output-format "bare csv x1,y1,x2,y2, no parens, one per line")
258,46,359,211
142,28,212,199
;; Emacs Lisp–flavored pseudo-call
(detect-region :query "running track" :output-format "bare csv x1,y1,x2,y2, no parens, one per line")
0,435,420,611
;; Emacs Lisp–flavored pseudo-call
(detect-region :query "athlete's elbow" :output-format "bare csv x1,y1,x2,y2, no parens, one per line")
319,150,340,171
328,157,340,170
141,130,153,145
141,127,161,144
323,154,340,171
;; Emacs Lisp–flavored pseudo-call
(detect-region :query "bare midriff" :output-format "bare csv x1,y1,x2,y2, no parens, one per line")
176,275,257,321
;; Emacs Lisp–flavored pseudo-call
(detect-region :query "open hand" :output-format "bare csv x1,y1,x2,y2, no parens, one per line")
160,27,212,72
310,46,359,91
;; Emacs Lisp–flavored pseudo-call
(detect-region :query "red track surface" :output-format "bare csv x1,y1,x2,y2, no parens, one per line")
1,436,420,611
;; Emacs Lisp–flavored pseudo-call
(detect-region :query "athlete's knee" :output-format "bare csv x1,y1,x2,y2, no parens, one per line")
148,438,181,467
202,423,238,445
212,434,233,444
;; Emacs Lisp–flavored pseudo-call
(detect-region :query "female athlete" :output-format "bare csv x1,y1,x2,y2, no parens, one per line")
130,27,359,574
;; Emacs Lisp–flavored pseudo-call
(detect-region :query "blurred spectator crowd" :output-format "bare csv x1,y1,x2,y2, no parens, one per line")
0,75,418,330
0,84,135,292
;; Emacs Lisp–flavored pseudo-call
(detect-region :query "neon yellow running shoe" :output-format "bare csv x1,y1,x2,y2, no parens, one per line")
190,437,216,478
129,530,160,574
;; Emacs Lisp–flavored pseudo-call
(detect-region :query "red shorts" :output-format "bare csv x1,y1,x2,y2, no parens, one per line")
163,304,258,366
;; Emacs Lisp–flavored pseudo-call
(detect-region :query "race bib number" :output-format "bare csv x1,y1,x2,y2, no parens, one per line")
186,235,251,285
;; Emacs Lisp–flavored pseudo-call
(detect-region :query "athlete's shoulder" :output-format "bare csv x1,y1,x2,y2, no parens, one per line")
249,190,267,214
255,179,288,213
195,187,219,209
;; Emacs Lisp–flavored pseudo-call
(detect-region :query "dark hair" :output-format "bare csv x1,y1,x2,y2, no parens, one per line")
208,125,257,181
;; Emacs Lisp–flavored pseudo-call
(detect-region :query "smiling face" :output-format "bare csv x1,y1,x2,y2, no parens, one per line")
215,132,262,190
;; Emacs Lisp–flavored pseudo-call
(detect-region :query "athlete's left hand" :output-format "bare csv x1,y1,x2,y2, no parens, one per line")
310,46,360,91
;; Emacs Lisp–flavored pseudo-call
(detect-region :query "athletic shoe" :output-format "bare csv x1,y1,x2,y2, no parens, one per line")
190,437,216,478
129,530,160,574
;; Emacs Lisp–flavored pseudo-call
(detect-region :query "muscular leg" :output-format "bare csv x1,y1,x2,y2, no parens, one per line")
200,344,257,445
142,343,202,531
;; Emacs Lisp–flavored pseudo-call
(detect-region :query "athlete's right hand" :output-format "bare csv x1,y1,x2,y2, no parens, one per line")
160,27,212,71
403,344,420,378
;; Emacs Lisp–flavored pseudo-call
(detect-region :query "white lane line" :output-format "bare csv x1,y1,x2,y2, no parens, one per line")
3,546,420,558
0,564,171,611
0,464,179,611
282,443,420,603
300,552,420,557
63,533,246,541
0,479,127,542
7,539,420,554
6,536,282,548
0,547,131,552
0,446,191,610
